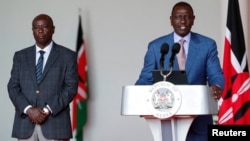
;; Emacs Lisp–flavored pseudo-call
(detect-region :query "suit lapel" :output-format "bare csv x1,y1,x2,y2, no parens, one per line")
39,44,59,83
186,33,200,74
26,46,38,86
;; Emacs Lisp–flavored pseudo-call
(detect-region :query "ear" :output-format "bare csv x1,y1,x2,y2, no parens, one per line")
52,26,55,34
170,16,174,26
191,16,195,25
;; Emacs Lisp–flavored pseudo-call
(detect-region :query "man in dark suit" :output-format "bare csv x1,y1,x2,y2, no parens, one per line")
7,14,78,141
135,2,224,141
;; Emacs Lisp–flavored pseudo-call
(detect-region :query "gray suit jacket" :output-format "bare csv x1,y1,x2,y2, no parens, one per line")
8,42,78,139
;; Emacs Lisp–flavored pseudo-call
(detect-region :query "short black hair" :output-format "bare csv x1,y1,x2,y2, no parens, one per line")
171,1,194,16
32,14,54,27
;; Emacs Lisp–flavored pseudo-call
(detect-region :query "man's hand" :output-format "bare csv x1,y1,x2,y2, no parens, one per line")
27,107,48,124
210,85,222,101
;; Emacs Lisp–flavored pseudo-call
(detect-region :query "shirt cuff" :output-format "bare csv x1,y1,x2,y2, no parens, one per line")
24,105,32,114
45,105,52,113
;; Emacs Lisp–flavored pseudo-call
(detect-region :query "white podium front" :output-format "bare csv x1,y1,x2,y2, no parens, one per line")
121,84,218,141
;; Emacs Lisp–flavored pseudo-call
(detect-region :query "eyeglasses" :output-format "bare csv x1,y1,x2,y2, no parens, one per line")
172,15,193,21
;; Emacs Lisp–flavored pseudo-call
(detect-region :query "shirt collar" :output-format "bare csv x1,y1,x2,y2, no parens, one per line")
36,41,53,54
173,32,191,43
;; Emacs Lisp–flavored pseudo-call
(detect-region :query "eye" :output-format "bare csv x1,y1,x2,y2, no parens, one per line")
33,26,40,30
32,25,50,30
173,15,192,21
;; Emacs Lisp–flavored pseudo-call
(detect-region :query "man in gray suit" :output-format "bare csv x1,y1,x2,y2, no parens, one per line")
7,14,78,141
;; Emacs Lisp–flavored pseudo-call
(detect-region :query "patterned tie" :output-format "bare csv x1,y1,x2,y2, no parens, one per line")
177,39,186,70
36,50,45,83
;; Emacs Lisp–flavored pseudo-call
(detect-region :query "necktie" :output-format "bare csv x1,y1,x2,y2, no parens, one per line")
36,50,45,83
177,39,186,70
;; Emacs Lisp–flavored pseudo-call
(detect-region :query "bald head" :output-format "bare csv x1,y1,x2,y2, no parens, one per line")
32,14,55,48
32,14,54,27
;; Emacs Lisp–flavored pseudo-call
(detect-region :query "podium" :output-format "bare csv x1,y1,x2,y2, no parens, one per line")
121,83,218,141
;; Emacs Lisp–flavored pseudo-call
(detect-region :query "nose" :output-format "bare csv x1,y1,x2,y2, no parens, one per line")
38,27,44,33
180,18,186,23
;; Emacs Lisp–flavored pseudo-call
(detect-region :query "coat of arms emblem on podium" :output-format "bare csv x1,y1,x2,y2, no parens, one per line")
146,81,182,119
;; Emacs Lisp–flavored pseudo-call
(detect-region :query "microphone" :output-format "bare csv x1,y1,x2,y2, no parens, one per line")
169,43,181,68
160,43,169,69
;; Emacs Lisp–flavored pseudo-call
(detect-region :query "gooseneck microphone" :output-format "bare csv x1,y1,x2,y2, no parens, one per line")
169,43,181,68
160,43,180,81
160,43,169,70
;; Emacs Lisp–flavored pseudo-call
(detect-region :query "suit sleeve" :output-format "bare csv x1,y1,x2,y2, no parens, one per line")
7,52,31,116
135,42,158,85
206,40,225,89
46,51,78,116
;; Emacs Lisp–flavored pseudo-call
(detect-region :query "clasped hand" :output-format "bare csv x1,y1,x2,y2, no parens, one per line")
27,107,49,124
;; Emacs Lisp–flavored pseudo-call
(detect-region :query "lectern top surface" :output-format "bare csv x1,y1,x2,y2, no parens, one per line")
152,70,188,84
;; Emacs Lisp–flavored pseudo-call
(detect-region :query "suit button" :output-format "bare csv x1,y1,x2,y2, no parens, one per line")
36,90,40,94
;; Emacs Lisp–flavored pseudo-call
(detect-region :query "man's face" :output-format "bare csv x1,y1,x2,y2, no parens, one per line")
32,15,55,48
170,5,195,37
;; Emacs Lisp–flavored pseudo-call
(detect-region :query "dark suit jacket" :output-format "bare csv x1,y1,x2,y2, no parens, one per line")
8,42,78,139
135,32,224,141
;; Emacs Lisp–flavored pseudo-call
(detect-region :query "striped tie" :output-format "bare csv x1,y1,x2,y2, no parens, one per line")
36,50,45,83
177,39,186,70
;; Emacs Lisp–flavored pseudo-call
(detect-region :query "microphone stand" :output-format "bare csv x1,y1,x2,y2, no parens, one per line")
160,66,173,82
